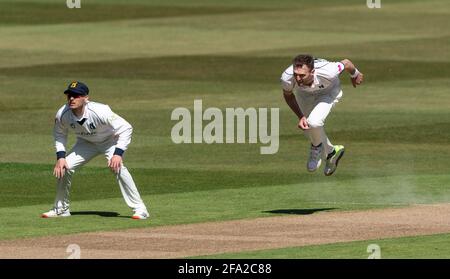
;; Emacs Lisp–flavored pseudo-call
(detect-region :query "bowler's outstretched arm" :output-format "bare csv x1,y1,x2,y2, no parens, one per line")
341,59,364,87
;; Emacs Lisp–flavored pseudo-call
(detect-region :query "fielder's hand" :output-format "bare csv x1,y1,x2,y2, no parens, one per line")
108,155,122,174
351,72,364,88
53,158,69,179
298,116,309,130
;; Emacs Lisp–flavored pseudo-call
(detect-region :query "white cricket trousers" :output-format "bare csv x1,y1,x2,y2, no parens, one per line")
53,138,147,213
295,90,343,155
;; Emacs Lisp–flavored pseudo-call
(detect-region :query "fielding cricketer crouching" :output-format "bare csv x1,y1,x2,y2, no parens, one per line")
281,54,364,176
42,81,149,219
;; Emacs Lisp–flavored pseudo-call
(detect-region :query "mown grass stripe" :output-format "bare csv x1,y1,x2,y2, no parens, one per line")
1,56,449,83
0,2,265,25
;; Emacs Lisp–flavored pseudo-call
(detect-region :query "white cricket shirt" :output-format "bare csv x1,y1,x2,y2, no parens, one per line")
280,58,345,96
54,101,133,153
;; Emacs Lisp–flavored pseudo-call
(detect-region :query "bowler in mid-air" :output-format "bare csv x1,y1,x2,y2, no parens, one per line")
281,54,364,176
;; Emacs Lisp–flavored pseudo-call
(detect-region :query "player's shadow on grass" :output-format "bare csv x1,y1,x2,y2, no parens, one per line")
263,208,336,215
71,211,128,218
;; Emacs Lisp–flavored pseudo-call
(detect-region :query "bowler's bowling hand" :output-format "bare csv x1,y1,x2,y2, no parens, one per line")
298,116,309,130
351,72,364,88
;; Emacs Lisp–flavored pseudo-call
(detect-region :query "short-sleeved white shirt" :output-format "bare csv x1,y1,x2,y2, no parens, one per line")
280,58,344,96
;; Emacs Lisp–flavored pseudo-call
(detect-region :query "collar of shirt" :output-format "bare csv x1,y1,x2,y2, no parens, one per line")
70,102,90,121
311,73,321,88
297,74,320,89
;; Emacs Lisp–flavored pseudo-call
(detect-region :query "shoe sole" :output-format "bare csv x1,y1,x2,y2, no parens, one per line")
324,150,345,176
41,214,71,218
132,216,148,220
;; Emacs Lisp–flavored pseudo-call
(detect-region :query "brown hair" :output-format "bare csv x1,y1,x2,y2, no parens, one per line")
292,54,314,70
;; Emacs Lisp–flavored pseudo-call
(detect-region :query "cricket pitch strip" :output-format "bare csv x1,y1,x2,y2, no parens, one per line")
1,203,449,258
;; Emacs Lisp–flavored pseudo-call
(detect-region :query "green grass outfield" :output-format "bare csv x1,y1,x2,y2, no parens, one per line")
0,0,449,258
193,233,450,259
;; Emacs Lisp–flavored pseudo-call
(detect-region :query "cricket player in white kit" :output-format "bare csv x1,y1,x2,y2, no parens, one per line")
42,81,149,219
281,54,364,175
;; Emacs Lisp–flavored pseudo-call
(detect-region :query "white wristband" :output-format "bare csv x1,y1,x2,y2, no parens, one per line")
351,68,360,78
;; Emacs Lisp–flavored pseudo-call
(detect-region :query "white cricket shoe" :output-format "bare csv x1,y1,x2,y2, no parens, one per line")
307,143,323,172
132,210,149,220
41,207,71,218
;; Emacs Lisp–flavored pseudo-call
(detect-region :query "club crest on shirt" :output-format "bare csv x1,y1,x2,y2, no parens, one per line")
70,123,76,129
